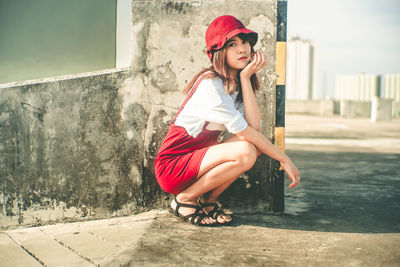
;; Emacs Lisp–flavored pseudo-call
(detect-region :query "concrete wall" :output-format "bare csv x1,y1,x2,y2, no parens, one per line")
129,0,279,213
287,99,399,119
0,69,141,228
286,100,336,116
0,0,279,228
340,100,371,118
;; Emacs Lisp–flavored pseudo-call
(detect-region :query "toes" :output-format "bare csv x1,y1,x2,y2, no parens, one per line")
205,217,216,224
202,216,216,225
217,217,225,224
199,211,215,224
217,215,231,224
224,215,232,222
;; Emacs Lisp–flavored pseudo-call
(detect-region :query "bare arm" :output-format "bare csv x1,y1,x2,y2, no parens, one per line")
236,126,301,188
238,52,300,188
240,51,266,130
240,76,261,130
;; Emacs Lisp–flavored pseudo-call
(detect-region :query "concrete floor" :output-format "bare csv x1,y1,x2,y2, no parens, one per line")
1,115,399,266
125,115,400,266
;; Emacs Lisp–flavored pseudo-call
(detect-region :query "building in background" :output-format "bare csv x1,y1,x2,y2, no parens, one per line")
286,36,318,100
335,74,380,101
382,74,400,102
335,73,400,103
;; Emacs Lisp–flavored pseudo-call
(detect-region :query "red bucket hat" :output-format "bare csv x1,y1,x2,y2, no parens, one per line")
205,15,258,61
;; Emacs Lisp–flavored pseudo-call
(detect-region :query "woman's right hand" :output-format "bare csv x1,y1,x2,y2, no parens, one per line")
240,51,267,80
280,156,301,188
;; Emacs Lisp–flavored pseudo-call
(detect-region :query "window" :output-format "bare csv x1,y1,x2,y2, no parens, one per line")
0,0,131,85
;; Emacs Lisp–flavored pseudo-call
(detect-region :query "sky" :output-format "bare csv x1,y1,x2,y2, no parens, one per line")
287,0,400,98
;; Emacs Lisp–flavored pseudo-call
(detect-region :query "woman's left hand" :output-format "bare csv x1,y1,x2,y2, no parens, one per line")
280,156,301,188
240,51,267,80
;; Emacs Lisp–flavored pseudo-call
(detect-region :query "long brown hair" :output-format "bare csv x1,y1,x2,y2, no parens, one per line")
182,33,260,103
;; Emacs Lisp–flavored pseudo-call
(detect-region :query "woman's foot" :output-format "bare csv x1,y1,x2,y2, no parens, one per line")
170,196,217,226
199,198,232,224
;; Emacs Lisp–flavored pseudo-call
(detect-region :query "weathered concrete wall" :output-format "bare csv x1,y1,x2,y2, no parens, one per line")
340,100,371,118
286,100,336,116
1,0,279,228
0,69,152,228
287,99,398,118
129,0,279,213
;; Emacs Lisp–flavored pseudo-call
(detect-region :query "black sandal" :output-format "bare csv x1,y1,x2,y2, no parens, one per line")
198,201,232,225
169,197,217,227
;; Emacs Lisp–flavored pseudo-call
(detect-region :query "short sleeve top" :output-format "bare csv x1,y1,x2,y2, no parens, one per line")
174,77,248,138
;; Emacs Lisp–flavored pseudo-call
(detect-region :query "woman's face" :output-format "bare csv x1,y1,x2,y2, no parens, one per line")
225,35,251,73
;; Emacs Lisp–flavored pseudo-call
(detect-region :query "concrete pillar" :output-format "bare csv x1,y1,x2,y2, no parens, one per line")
371,97,392,122
272,0,288,213
132,0,281,214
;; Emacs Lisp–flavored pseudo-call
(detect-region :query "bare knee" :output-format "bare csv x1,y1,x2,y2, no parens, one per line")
235,141,257,171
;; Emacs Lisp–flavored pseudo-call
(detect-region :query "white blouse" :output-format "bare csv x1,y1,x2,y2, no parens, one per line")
175,77,248,138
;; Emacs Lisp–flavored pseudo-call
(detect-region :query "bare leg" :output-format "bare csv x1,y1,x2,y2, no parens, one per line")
203,135,262,202
175,138,258,224
200,136,262,223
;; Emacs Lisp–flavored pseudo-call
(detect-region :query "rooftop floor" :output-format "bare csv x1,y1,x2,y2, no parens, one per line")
1,115,399,266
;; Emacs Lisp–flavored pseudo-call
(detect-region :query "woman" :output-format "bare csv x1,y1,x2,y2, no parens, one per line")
154,15,300,226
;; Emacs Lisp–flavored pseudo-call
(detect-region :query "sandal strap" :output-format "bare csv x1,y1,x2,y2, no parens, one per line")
195,213,207,226
174,196,200,216
199,202,218,208
181,207,207,225
198,200,232,224
208,206,225,220
200,201,227,220
173,197,211,226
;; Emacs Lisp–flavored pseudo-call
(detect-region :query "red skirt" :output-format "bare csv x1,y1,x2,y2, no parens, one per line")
154,124,221,194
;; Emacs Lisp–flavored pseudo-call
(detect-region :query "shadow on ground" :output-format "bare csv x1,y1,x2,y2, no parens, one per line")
121,149,400,266
234,150,400,234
